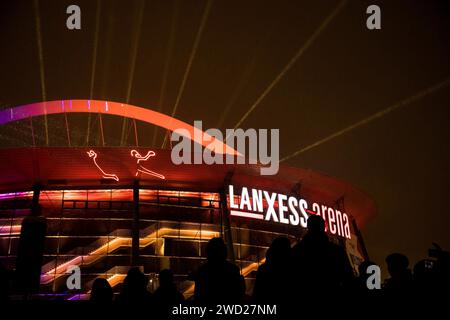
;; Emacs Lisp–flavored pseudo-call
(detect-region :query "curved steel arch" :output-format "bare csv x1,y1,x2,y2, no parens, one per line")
0,99,238,155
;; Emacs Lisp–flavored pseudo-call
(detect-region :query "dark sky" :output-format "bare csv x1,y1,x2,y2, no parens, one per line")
1,0,449,278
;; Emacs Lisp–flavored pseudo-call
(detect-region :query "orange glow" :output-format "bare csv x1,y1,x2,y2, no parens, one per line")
0,224,21,236
240,258,266,276
105,274,127,288
41,227,219,284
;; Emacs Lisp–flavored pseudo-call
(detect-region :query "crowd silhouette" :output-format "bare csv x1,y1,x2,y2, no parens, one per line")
1,215,449,312
86,214,450,309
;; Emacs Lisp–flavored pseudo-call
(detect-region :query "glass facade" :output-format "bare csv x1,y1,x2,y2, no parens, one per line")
0,188,308,300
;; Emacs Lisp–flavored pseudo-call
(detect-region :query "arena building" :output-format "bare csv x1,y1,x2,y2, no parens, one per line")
0,101,376,300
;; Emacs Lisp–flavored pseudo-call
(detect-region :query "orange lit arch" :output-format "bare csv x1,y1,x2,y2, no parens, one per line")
0,100,238,155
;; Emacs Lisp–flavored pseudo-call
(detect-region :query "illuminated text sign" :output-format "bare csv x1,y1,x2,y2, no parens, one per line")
228,185,351,239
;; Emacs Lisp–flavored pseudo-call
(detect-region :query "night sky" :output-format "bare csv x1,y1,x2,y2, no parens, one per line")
1,0,449,279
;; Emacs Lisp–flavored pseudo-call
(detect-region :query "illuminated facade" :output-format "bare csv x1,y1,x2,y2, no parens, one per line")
0,147,375,300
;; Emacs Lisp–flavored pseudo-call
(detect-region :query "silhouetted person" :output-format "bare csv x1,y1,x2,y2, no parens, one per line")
90,278,113,302
252,236,291,303
413,259,437,294
154,269,184,305
193,237,242,304
14,205,46,296
292,215,354,293
383,253,413,293
428,242,450,292
118,267,153,304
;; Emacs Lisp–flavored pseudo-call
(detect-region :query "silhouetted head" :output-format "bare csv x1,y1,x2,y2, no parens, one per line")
386,253,409,277
266,236,291,264
124,267,148,291
206,237,227,263
307,215,326,235
90,278,113,302
159,269,174,287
